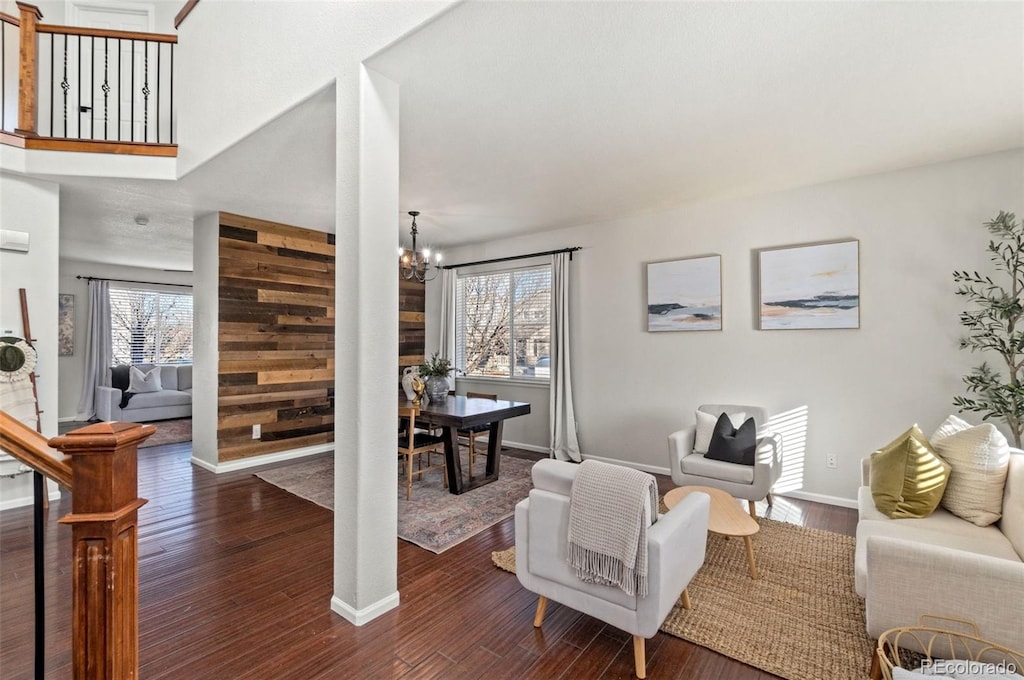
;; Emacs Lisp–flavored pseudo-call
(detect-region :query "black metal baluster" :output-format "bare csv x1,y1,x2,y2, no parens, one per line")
49,33,54,136
33,471,45,680
117,38,121,141
62,35,69,137
156,42,160,144
169,43,174,144
130,39,134,142
90,36,94,139
77,35,81,138
103,38,109,140
142,41,149,142
2,21,6,132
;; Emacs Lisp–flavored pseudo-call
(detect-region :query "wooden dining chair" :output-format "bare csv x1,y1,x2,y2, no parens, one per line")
397,405,446,500
459,392,498,480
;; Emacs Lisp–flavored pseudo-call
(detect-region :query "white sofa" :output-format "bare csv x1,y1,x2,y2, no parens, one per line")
96,364,193,422
855,447,1024,652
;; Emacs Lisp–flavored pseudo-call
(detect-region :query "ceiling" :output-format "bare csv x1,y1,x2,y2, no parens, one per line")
49,1,1024,269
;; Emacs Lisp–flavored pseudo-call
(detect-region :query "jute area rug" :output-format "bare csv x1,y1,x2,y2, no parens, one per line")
255,449,536,554
492,517,872,680
139,417,192,448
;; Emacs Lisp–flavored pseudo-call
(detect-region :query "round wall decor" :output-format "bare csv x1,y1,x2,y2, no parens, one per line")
0,337,37,384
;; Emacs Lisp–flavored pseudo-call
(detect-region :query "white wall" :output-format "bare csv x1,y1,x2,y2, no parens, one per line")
56,259,192,421
0,173,60,508
427,149,1024,503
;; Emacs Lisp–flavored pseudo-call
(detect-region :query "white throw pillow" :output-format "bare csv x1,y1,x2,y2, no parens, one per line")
694,410,746,455
930,415,1010,526
128,365,162,393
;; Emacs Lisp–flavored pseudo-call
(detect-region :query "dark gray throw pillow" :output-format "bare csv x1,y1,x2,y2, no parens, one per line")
705,412,757,466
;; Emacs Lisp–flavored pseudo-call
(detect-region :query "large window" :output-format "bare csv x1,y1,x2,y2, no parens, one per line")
109,287,193,365
456,266,551,380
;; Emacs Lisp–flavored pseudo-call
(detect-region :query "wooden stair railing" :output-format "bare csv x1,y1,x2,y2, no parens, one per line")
1,2,178,156
0,409,72,489
1,411,154,680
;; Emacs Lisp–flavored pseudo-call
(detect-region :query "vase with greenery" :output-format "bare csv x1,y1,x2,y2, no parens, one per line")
952,210,1024,448
420,352,455,403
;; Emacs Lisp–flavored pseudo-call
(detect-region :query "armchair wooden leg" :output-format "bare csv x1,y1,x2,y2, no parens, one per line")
533,596,548,628
632,635,646,679
748,500,757,519
681,588,691,610
766,492,774,507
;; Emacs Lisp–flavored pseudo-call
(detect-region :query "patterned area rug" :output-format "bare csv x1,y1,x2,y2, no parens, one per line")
255,450,537,554
492,517,872,680
139,418,192,448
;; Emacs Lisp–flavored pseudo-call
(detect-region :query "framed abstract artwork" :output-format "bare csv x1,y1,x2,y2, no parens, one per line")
646,254,722,331
758,239,859,330
58,293,74,355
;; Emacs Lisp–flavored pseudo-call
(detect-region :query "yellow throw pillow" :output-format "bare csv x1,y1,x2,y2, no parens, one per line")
870,425,951,519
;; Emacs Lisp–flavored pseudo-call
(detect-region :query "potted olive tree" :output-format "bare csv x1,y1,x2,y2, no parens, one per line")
419,352,456,403
953,210,1024,447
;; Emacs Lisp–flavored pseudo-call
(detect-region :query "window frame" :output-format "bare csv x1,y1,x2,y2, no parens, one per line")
108,283,194,366
455,263,552,384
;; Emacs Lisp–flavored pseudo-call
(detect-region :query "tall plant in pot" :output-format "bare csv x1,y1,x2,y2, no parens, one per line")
420,352,456,403
953,210,1024,447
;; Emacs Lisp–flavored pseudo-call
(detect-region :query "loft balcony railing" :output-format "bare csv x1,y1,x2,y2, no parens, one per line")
1,2,176,157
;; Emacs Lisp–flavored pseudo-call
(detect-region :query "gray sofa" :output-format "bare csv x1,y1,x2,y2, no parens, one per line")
855,447,1024,652
96,364,193,422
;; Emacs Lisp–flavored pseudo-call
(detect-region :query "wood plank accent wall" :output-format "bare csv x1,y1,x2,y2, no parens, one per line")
218,212,335,462
399,275,425,378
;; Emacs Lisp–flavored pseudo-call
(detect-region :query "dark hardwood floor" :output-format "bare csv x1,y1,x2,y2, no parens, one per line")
0,441,856,679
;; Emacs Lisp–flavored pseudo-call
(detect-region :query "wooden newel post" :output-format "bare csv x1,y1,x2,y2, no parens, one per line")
50,421,154,680
15,2,42,136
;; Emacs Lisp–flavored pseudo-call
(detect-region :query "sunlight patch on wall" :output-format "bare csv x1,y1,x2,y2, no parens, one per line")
767,405,808,494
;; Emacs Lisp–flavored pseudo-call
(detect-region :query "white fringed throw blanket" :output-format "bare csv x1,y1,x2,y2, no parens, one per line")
567,460,657,597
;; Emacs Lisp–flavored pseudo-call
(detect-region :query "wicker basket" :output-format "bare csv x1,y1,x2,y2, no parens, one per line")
875,616,1024,679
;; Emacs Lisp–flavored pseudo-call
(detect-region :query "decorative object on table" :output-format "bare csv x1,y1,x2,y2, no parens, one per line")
419,351,455,403
58,293,74,356
646,254,722,331
399,210,442,283
952,211,1024,448
494,517,874,680
757,239,859,330
401,365,420,401
410,375,425,406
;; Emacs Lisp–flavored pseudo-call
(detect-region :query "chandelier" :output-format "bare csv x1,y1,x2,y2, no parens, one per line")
399,211,441,282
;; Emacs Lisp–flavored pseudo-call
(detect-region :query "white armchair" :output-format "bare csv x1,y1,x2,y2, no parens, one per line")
514,459,710,679
668,403,782,518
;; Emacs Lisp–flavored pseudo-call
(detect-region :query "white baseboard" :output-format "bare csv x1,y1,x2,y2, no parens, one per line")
58,416,78,423
777,490,857,509
580,453,671,477
330,591,400,626
500,439,548,455
0,487,64,511
191,443,333,474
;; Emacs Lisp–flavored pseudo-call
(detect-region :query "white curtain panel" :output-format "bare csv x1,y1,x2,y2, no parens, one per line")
550,252,581,462
438,268,458,391
75,279,111,421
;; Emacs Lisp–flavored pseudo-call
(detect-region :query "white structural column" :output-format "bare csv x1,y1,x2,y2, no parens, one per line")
190,212,220,472
330,66,402,624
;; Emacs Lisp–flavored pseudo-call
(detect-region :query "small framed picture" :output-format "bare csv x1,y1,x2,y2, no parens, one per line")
646,255,722,332
758,239,859,330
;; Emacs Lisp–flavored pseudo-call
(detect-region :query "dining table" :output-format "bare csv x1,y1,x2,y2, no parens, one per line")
400,394,531,494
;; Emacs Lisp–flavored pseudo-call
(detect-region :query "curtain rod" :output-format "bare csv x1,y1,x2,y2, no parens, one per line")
441,246,582,270
76,275,193,289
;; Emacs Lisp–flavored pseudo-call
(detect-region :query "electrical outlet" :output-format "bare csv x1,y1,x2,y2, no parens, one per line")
826,454,838,469
252,424,261,439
